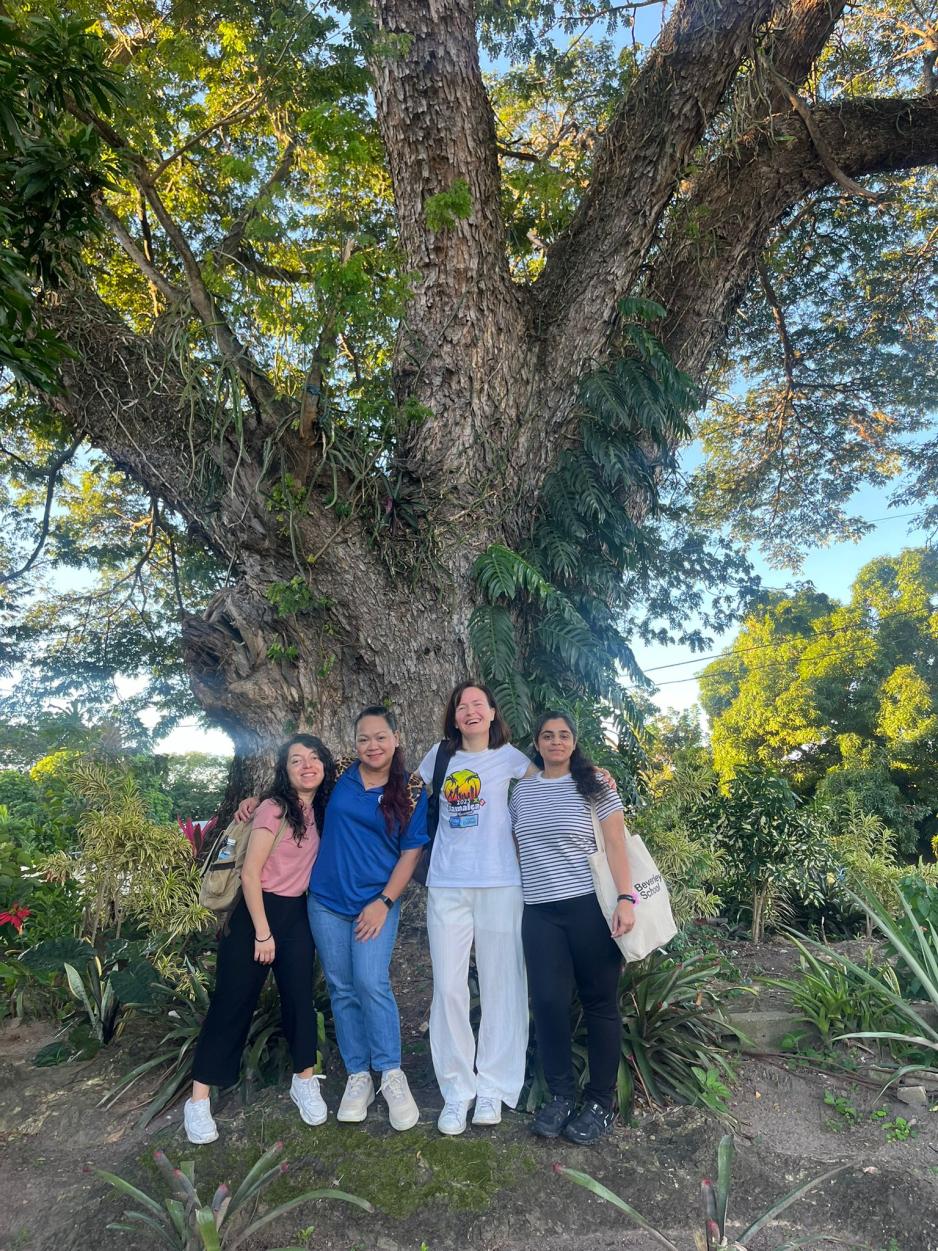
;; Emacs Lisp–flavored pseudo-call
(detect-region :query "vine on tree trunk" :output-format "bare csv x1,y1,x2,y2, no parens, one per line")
469,298,696,759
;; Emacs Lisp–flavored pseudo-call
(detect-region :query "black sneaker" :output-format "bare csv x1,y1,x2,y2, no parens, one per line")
531,1095,575,1139
561,1100,616,1145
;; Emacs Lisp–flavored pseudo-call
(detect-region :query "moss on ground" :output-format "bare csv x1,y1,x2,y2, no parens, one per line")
140,1107,535,1222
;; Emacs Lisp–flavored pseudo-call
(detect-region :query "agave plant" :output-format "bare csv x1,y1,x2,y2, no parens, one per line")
556,1134,851,1250
96,1142,372,1250
620,952,748,1109
821,885,938,1082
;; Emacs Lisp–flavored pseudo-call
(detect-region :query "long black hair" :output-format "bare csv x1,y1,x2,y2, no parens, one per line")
532,710,605,804
261,733,336,843
442,680,511,752
355,705,412,837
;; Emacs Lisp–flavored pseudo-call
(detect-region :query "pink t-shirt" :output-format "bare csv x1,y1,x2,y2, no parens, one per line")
253,798,319,896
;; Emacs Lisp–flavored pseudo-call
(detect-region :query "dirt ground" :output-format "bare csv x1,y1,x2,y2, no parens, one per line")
1,916,936,1251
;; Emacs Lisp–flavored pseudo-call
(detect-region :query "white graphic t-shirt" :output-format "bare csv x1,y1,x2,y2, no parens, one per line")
418,742,531,888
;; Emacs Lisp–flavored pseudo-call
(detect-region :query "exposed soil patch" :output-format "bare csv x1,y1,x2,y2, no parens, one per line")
1,926,936,1251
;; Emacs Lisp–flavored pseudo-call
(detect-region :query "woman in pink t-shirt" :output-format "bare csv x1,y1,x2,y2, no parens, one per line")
184,733,336,1145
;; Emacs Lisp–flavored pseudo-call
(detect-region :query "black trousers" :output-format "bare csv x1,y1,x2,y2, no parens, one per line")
521,892,622,1110
192,891,317,1088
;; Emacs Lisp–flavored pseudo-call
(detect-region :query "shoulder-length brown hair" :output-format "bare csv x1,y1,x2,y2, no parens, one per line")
442,680,512,752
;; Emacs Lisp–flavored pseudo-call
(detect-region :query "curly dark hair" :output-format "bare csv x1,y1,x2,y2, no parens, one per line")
532,710,606,804
261,734,336,843
354,706,412,837
442,680,511,752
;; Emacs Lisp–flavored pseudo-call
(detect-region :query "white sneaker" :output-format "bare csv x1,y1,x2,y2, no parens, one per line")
380,1069,419,1131
437,1099,471,1135
337,1071,375,1122
183,1097,218,1144
290,1073,327,1126
472,1096,502,1126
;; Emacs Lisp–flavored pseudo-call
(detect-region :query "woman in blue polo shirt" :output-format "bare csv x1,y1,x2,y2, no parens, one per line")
308,705,428,1131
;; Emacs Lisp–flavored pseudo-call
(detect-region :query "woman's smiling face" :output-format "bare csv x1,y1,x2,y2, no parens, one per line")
286,742,324,796
536,717,576,770
454,686,496,739
355,714,398,772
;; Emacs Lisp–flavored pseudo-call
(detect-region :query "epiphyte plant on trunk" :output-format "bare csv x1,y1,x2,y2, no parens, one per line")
96,1142,372,1251
555,1133,851,1250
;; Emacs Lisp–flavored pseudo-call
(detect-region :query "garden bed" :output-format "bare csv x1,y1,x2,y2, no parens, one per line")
2,928,937,1251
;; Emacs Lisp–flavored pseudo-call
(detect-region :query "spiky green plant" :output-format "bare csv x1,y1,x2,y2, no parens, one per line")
620,952,746,1110
556,1134,851,1250
96,1143,372,1250
821,886,938,1083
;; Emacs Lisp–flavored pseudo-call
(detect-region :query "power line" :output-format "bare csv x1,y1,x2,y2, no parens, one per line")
639,606,934,689
643,604,932,675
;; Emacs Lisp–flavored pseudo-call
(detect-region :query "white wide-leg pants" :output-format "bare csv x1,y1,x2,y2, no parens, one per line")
427,885,528,1107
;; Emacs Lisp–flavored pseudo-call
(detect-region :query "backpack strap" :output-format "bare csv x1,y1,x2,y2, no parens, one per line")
426,740,454,845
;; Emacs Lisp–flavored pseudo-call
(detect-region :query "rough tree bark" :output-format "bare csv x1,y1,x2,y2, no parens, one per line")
38,0,938,776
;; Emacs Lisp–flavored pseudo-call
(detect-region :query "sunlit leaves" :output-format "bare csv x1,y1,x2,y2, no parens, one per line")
700,549,938,832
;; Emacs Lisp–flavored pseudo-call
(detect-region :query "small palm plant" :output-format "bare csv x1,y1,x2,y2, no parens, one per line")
555,1134,850,1250
96,1142,372,1250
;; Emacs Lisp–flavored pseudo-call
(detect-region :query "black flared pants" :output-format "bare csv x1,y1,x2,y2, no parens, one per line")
192,891,317,1088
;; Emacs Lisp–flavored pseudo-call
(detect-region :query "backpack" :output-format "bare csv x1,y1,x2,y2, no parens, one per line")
412,741,455,887
199,812,289,920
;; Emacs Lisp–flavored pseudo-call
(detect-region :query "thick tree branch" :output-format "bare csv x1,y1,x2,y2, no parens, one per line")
70,103,287,427
536,0,781,357
647,94,938,381
368,0,514,312
0,437,82,584
96,201,184,302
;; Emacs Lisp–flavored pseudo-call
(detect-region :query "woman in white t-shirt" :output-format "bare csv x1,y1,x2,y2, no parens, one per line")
418,681,534,1135
509,711,634,1145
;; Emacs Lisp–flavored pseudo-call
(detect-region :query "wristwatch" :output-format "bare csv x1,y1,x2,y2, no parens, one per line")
378,893,394,909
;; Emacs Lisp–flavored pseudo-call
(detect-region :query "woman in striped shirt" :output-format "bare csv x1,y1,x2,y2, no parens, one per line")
509,710,635,1144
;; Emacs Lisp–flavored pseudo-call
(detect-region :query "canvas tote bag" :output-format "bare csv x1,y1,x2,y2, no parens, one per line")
588,806,677,961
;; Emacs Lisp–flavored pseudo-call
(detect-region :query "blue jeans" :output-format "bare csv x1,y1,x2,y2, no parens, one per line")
307,895,402,1073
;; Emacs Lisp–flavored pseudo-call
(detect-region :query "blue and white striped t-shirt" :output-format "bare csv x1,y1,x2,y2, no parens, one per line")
509,772,623,905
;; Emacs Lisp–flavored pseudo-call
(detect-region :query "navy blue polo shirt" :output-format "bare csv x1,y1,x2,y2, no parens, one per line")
310,763,429,916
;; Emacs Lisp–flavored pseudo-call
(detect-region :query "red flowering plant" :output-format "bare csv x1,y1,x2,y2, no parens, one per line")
0,904,30,934
177,816,217,858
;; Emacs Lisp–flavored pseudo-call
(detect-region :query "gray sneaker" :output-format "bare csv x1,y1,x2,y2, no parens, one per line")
183,1097,218,1145
290,1073,327,1126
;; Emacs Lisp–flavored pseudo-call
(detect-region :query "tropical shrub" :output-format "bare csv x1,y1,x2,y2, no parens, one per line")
809,796,938,935
97,1143,371,1249
890,875,938,998
38,759,209,941
632,753,724,925
706,767,829,942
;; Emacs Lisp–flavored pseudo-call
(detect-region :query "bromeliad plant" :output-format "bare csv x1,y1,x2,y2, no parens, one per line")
556,1133,851,1250
620,952,746,1110
96,1143,372,1250
772,936,911,1052
523,951,746,1118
